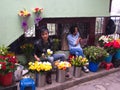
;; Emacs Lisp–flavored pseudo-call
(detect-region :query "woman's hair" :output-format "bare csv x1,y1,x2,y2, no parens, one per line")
69,25,78,34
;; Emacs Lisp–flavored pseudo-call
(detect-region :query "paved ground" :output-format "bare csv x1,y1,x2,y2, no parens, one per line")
65,70,120,90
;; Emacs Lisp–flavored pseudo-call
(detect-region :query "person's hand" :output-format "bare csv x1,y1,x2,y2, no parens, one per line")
76,37,81,45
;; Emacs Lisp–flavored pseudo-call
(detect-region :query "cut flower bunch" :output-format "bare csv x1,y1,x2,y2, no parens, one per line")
0,45,18,75
18,9,31,17
28,61,52,73
55,61,71,70
33,7,43,14
70,56,89,67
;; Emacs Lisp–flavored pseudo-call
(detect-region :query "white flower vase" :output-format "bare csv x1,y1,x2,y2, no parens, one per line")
56,69,66,83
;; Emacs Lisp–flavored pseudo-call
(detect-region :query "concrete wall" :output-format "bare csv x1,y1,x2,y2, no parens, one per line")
0,0,110,46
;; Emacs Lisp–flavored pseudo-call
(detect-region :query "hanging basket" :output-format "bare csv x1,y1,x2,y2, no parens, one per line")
0,72,13,86
56,69,66,83
73,66,82,78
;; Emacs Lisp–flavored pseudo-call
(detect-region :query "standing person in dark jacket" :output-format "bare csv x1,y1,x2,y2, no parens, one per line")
34,26,66,84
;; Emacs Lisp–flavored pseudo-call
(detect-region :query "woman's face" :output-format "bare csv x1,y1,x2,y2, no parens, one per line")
73,27,78,35
41,31,49,41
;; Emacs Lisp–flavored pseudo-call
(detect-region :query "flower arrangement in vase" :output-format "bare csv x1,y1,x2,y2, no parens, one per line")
55,61,71,70
20,43,34,61
98,35,113,47
70,56,89,67
28,61,52,74
33,7,43,26
18,9,31,32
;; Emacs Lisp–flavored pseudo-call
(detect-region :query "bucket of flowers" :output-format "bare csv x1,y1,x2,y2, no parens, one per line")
0,45,18,86
55,60,71,83
28,61,52,87
84,46,108,72
70,56,88,77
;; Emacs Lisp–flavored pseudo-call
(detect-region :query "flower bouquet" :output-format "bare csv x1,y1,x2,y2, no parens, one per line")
98,35,113,47
0,45,18,86
20,43,34,62
33,7,43,26
70,56,88,67
55,61,71,70
18,9,31,32
55,61,71,82
28,61,52,73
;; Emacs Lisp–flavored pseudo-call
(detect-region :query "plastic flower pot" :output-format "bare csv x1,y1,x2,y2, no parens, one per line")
0,72,13,86
89,62,99,72
104,54,113,63
114,50,120,59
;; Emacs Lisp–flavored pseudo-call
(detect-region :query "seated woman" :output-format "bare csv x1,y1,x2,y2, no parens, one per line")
67,25,89,73
34,26,66,84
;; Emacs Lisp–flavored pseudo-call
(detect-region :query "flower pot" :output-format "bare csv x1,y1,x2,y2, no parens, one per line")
36,73,46,87
104,54,113,63
114,50,120,59
0,72,13,86
69,66,74,76
89,62,99,72
56,69,66,83
73,66,81,78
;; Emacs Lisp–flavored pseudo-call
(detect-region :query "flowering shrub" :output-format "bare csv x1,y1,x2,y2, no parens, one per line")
0,45,18,75
55,61,71,70
70,56,89,67
84,46,108,63
28,61,52,73
18,9,31,17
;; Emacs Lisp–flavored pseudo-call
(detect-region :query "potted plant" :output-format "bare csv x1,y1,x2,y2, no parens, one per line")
0,45,18,86
70,56,88,77
55,61,71,82
28,61,52,87
20,43,34,64
84,46,108,72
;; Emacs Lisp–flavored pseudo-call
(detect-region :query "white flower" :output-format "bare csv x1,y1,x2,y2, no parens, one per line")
0,64,1,69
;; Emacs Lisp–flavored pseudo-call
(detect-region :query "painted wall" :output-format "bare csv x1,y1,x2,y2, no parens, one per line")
0,0,110,46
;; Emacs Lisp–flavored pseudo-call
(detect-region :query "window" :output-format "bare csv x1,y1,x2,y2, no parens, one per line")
47,23,56,35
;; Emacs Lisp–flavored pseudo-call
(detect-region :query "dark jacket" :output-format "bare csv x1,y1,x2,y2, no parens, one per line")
34,38,53,57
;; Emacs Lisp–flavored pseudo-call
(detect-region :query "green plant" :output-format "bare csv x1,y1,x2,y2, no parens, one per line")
20,43,34,60
84,46,108,63
0,45,18,75
70,56,88,67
